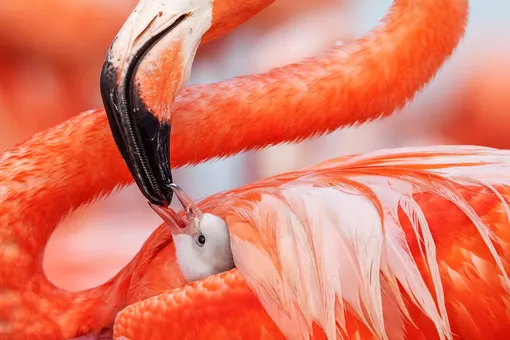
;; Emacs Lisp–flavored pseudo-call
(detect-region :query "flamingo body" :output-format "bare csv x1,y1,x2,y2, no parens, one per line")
114,146,510,340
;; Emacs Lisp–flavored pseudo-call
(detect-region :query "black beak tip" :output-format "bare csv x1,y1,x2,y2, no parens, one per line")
100,58,174,207
142,186,173,207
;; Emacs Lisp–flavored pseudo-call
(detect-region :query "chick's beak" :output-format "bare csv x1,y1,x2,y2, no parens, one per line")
149,183,202,235
149,203,186,234
169,183,202,236
100,0,213,206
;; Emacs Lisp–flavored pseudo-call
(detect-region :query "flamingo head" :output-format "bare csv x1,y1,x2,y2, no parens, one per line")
149,183,235,282
99,0,275,207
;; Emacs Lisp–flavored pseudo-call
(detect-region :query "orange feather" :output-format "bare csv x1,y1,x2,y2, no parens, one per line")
115,146,510,340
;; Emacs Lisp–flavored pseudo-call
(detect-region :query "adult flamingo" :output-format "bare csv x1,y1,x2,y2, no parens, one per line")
0,0,480,339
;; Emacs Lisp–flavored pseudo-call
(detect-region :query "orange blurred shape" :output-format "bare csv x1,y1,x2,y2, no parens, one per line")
442,53,510,149
0,0,137,151
0,0,135,61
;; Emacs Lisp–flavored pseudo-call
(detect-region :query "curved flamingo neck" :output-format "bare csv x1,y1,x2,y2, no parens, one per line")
170,0,468,166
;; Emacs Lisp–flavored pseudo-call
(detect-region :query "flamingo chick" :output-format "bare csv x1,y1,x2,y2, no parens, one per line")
150,184,235,283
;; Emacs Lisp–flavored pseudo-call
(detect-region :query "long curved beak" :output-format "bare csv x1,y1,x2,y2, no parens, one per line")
100,0,213,206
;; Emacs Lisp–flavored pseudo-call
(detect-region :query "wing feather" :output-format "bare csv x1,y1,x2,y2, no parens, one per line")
225,145,510,340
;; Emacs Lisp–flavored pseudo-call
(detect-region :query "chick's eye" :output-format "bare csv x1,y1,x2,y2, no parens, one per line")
196,234,206,247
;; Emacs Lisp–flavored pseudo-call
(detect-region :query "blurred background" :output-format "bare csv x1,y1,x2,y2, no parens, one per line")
0,0,508,291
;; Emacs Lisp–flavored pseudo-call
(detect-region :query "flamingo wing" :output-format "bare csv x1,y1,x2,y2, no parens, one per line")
226,145,510,340
114,145,510,339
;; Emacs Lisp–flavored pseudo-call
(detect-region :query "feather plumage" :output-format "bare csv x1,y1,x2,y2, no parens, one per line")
225,145,510,340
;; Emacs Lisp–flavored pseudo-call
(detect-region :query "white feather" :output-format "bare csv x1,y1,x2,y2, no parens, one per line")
227,145,510,340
